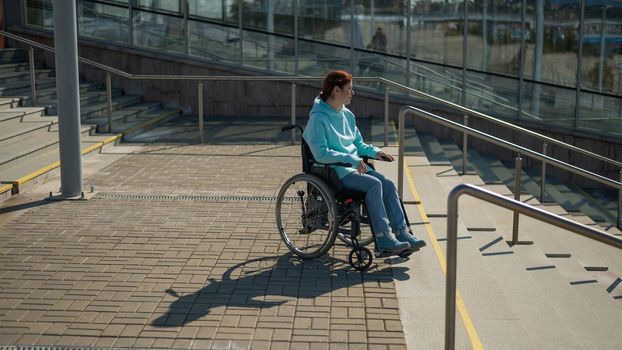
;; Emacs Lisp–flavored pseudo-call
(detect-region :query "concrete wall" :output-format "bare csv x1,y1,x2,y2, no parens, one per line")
9,29,622,188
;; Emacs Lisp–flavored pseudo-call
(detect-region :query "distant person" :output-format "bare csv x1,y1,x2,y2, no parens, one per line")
370,27,387,52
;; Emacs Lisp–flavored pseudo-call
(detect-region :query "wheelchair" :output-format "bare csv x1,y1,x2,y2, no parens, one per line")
275,125,418,271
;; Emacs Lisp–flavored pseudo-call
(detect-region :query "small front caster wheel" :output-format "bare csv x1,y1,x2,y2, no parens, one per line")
349,247,373,271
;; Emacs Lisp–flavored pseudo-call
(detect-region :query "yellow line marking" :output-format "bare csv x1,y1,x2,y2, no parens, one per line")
403,154,484,350
0,184,12,194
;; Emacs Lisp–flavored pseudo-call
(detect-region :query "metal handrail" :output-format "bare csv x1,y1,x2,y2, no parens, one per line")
398,105,622,229
2,29,620,171
445,183,622,349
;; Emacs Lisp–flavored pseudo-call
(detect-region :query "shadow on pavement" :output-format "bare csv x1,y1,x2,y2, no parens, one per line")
153,253,410,327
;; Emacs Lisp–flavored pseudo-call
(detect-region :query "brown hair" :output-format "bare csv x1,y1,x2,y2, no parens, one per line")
319,70,353,101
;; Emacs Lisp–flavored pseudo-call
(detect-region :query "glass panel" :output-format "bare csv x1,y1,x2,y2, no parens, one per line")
135,0,180,14
410,62,463,104
581,3,622,95
356,0,407,55
243,31,296,74
522,81,576,128
133,10,184,54
578,92,622,137
242,0,295,34
466,0,522,75
298,39,351,76
524,0,579,88
298,0,349,45
78,1,129,44
411,0,463,66
25,0,54,29
188,20,239,64
189,0,224,20
466,71,519,120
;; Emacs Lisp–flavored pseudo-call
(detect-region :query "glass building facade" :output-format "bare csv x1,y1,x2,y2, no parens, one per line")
21,0,622,139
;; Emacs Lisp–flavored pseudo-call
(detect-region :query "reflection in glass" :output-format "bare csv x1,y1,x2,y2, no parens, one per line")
466,71,519,120
78,1,129,44
243,31,296,74
298,39,350,76
242,0,294,34
298,0,348,45
189,20,239,64
354,0,407,55
189,0,223,20
133,10,184,54
578,91,622,136
26,0,54,29
522,81,576,128
411,0,463,66
135,0,179,14
581,3,622,95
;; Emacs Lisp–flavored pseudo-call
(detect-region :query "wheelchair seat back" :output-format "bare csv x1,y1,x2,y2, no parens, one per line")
301,138,345,194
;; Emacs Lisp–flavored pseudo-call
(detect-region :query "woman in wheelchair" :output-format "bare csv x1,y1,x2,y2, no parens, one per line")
302,70,426,257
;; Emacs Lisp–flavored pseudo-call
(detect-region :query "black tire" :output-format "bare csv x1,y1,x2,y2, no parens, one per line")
348,247,373,271
276,174,338,259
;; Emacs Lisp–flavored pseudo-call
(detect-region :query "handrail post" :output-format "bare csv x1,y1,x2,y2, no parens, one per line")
540,142,547,202
291,82,296,144
398,109,406,198
28,46,36,106
384,86,389,147
512,155,523,245
462,115,469,175
445,187,460,350
106,72,113,133
198,82,204,144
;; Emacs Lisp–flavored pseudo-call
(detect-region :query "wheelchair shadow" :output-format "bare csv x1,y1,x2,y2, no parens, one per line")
152,253,410,327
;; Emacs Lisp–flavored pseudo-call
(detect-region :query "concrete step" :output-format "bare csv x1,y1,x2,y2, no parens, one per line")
438,139,477,174
0,116,57,143
0,124,94,177
0,77,57,96
0,106,46,121
37,88,125,115
0,69,53,84
418,132,452,165
0,61,45,74
79,95,143,119
18,81,108,107
0,97,22,111
0,49,26,64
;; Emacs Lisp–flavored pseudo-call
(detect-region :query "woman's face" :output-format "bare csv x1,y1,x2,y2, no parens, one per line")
333,81,354,106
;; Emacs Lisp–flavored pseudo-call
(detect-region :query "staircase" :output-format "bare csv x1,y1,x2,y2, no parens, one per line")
384,121,622,348
0,48,182,200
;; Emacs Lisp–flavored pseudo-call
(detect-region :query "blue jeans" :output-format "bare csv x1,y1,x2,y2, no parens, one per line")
339,169,406,236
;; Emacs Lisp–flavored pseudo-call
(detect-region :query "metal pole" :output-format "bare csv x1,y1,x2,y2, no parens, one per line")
540,142,547,202
574,0,586,129
106,73,113,133
128,0,134,45
53,0,83,197
28,46,36,106
462,115,468,175
291,83,296,144
512,155,523,245
445,189,459,350
598,6,607,92
183,0,189,57
238,0,244,66
406,0,411,87
198,82,204,144
398,112,405,198
518,0,526,120
384,86,389,147
462,0,468,106
294,0,299,75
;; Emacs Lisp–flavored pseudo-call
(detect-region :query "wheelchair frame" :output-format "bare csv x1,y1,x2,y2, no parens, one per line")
275,125,417,270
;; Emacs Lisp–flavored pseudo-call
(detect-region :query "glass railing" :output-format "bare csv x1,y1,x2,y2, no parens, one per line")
21,0,622,140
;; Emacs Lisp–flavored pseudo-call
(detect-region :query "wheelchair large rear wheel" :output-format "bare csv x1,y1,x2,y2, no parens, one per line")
276,174,338,259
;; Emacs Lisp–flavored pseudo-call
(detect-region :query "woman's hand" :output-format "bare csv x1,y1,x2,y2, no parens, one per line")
376,151,395,162
357,159,367,174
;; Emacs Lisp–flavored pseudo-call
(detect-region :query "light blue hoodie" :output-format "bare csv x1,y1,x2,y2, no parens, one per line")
302,97,380,179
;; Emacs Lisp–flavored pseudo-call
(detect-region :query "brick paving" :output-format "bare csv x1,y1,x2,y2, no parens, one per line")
0,143,408,349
